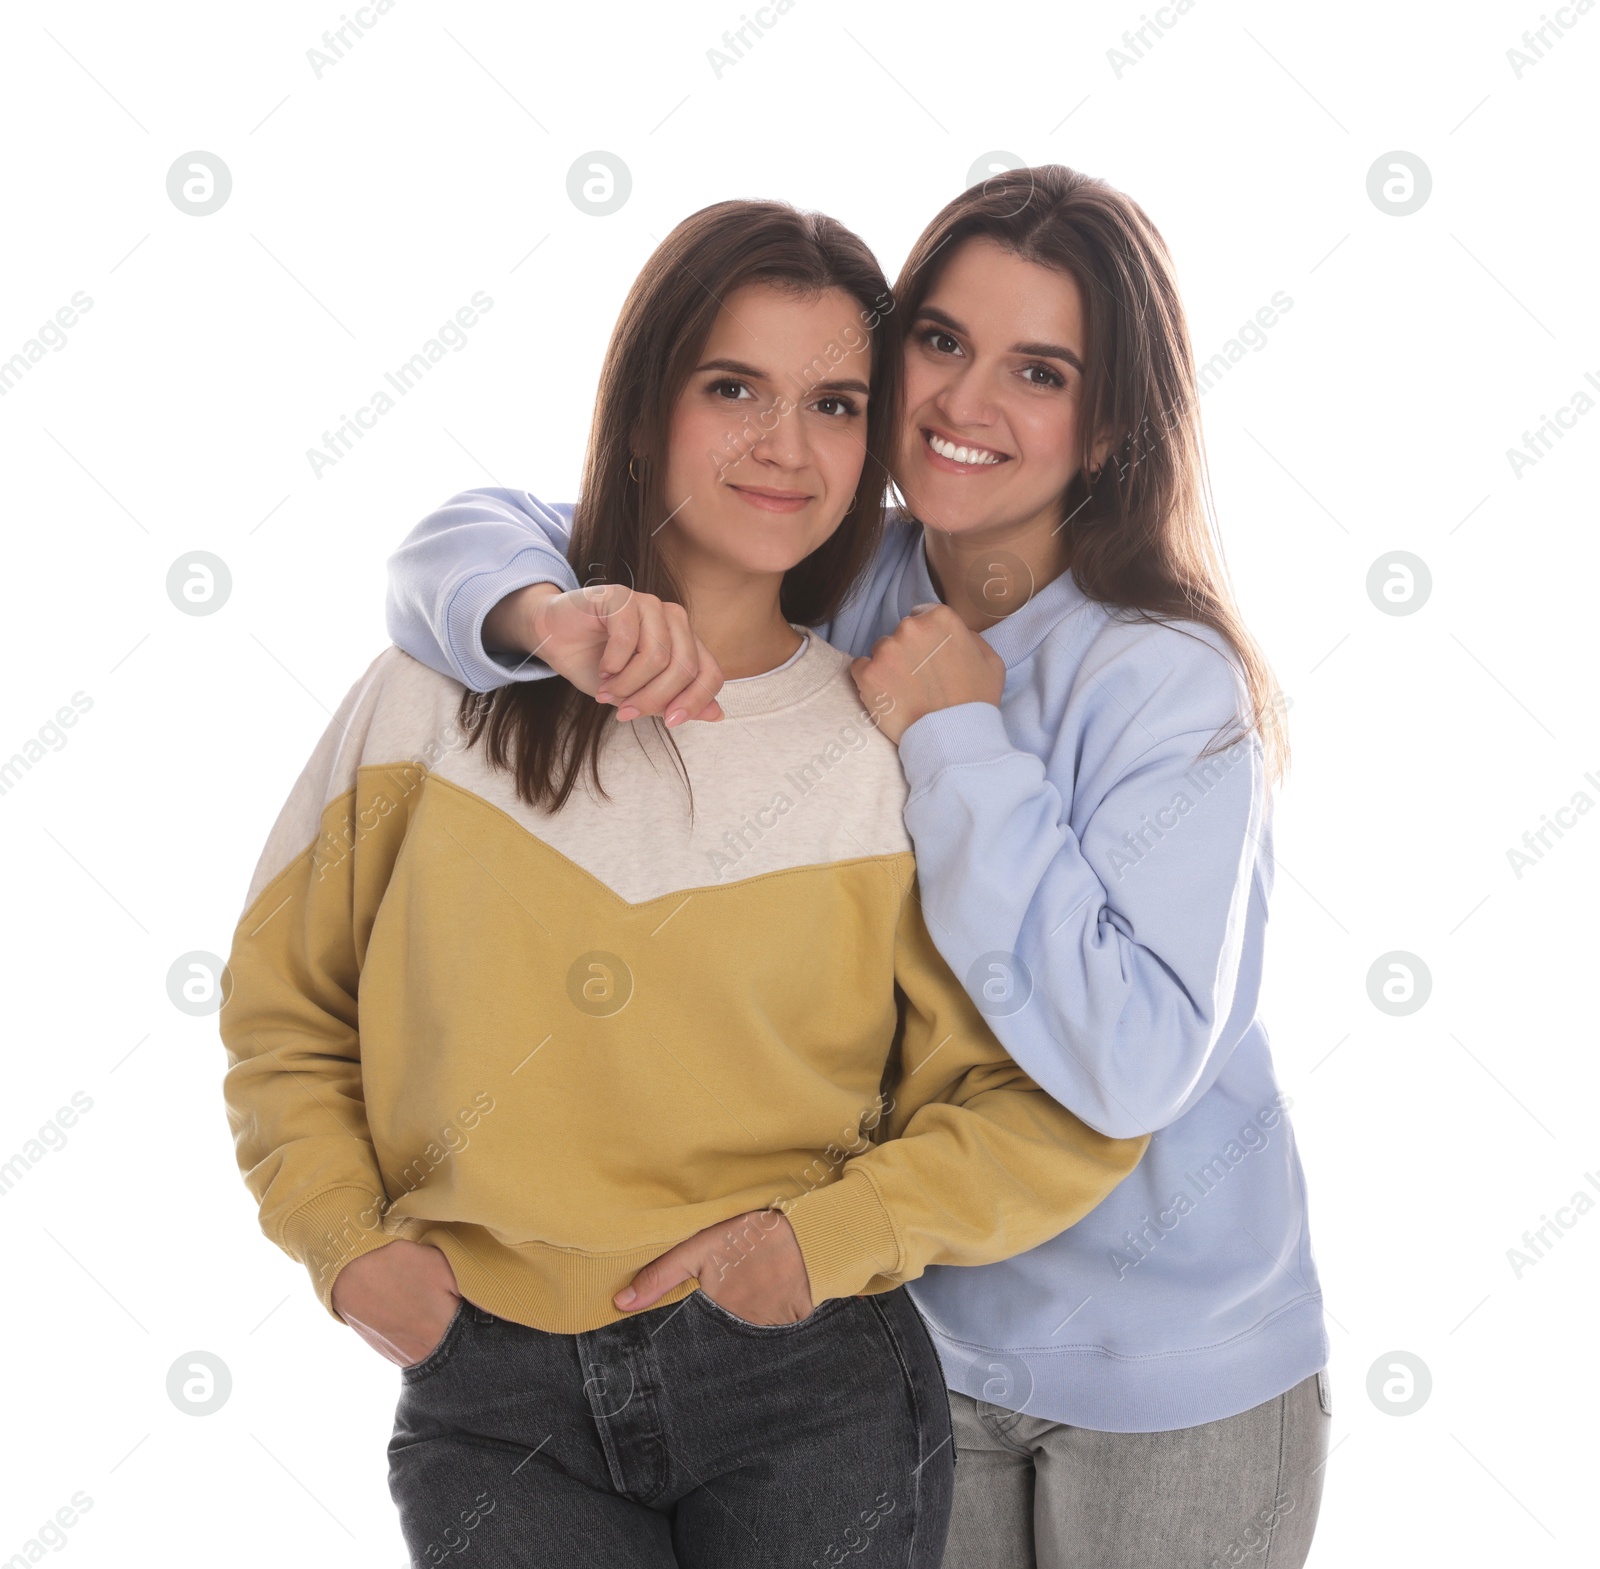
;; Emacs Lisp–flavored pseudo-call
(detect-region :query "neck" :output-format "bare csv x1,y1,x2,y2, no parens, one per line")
665,545,803,680
920,506,1073,632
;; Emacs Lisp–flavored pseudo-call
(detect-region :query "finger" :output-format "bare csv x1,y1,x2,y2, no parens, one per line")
600,602,679,712
664,638,726,727
615,1245,698,1312
597,596,670,699
613,606,702,722
596,590,649,689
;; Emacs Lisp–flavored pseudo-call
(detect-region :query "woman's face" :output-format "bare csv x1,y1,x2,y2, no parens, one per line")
659,282,871,584
895,237,1104,538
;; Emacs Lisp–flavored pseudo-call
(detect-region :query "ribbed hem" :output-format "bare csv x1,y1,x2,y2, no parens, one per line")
277,1185,395,1321
918,1291,1330,1434
781,1168,901,1304
897,702,1014,797
412,1223,713,1333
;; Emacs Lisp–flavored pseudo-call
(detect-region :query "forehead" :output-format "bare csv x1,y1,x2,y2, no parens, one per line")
921,237,1086,344
699,281,871,378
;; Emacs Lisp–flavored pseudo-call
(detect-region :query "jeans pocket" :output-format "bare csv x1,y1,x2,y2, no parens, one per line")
690,1285,847,1334
400,1297,471,1383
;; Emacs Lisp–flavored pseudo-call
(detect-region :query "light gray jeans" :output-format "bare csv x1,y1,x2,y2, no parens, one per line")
941,1371,1331,1569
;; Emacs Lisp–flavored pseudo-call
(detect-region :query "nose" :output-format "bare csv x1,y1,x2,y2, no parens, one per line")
747,396,810,470
932,358,997,431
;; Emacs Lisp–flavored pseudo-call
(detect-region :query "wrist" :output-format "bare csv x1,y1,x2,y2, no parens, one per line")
484,581,561,655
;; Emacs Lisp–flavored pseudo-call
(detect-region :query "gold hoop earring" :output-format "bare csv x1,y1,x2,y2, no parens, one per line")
629,457,640,482
848,493,858,511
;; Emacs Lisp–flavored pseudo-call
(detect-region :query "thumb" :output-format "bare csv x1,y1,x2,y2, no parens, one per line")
615,1241,700,1313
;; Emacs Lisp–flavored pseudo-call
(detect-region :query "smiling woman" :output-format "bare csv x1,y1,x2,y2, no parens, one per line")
379,162,1332,1569
221,194,1148,1569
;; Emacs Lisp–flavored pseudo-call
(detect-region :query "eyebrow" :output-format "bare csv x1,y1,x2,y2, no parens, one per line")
915,306,1085,375
694,356,871,397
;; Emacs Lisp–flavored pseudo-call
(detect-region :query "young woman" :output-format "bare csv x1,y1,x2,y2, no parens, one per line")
219,198,1147,1569
383,165,1333,1568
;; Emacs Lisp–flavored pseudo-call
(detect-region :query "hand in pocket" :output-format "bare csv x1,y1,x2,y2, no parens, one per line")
331,1239,462,1367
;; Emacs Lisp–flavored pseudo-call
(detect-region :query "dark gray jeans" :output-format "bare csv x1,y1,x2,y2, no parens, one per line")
388,1287,955,1568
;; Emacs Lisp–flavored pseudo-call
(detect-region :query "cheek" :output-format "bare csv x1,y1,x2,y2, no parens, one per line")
667,405,738,483
1011,396,1081,476
817,425,868,493
900,354,943,415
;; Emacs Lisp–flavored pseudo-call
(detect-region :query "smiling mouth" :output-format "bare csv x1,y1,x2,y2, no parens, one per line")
922,429,1009,467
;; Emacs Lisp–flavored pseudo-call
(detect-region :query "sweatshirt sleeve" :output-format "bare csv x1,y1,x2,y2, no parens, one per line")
384,488,581,691
781,874,1149,1304
893,633,1266,1140
217,656,424,1319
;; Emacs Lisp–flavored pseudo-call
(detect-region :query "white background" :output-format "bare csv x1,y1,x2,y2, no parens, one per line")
2,0,1595,1563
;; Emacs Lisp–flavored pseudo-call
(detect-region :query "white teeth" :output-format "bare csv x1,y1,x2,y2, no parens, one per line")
927,431,1001,465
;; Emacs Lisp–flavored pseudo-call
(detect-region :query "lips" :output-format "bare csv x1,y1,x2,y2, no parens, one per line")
922,428,1009,468
728,484,813,514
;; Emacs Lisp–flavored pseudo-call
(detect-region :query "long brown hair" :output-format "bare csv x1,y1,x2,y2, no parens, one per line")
893,165,1290,782
459,199,899,811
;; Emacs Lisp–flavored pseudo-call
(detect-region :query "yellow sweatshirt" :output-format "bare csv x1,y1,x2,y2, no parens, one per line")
219,632,1146,1332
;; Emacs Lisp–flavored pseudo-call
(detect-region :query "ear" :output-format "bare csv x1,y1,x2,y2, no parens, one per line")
1086,426,1116,478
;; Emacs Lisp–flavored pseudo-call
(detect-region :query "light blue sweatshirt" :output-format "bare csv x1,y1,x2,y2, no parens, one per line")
385,489,1328,1433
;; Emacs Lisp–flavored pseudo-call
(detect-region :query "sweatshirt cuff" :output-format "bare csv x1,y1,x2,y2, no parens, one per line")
277,1185,395,1321
782,1167,902,1304
897,701,1013,796
443,549,576,691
